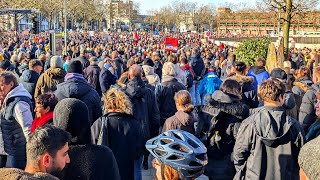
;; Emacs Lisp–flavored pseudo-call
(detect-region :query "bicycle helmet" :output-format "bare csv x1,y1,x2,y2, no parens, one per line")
146,130,208,178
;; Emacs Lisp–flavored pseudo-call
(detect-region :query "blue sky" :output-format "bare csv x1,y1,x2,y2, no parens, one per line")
134,0,256,14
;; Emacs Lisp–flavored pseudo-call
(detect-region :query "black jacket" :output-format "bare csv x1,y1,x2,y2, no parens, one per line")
196,90,249,180
154,60,163,80
99,68,117,94
91,113,144,180
233,106,305,180
155,76,186,125
190,53,205,80
124,77,160,143
299,82,320,132
75,55,90,68
84,65,102,96
54,77,102,125
20,70,39,101
113,58,124,78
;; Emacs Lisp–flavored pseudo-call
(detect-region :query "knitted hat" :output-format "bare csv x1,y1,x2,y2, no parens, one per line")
62,145,119,180
299,136,320,180
143,58,154,67
67,60,83,74
53,98,91,145
50,56,64,68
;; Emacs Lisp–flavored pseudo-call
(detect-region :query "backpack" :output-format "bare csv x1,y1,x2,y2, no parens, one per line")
184,68,194,89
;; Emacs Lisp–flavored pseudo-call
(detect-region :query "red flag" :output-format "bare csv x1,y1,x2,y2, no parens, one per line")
134,31,139,42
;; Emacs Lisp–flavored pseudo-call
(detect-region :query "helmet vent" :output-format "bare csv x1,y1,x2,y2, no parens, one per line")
160,138,173,145
154,149,167,157
172,131,183,140
167,154,184,160
189,161,202,167
195,153,206,161
171,144,191,153
187,139,199,148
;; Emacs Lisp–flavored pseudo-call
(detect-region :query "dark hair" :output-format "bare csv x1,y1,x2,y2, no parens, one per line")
27,125,71,163
258,78,285,102
220,79,242,99
255,58,266,67
35,93,58,112
0,71,18,87
29,59,43,70
233,61,246,74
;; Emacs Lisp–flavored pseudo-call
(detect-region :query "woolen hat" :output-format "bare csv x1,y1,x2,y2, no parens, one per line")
270,68,287,81
143,58,154,67
50,56,64,68
67,60,83,74
53,98,91,145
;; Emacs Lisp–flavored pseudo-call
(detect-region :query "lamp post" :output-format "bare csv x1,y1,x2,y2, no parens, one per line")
64,0,67,56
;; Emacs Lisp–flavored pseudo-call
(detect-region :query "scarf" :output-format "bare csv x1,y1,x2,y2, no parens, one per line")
31,112,54,133
64,73,86,82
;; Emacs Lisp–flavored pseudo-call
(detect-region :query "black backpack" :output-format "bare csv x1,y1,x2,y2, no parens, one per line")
184,68,194,89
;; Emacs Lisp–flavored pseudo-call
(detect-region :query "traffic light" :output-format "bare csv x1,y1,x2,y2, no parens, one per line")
32,15,39,34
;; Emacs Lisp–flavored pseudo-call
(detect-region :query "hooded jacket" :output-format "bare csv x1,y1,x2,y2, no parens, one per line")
0,84,33,157
292,76,313,96
142,65,161,87
198,72,222,105
155,76,186,126
54,75,102,125
233,106,305,180
162,110,196,134
91,112,144,180
124,77,160,143
20,70,39,101
299,82,320,132
0,168,59,180
247,66,270,90
99,67,117,94
83,65,102,96
34,67,66,98
227,75,259,108
196,90,249,179
61,145,120,180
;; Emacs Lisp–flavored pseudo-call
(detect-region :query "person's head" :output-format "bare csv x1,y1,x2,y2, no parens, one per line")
0,71,18,98
214,60,220,67
232,61,247,75
111,51,118,59
53,98,91,145
128,64,142,80
26,125,71,177
255,57,266,67
296,66,311,80
220,79,242,99
313,66,320,83
126,59,135,69
29,59,43,74
270,68,287,83
89,56,98,66
10,54,18,64
174,90,193,113
168,55,177,64
50,56,64,69
258,78,285,106
283,60,292,69
35,93,58,118
67,60,83,74
103,88,132,115
162,62,177,77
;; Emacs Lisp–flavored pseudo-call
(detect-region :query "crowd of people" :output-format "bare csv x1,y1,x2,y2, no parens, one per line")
0,30,319,180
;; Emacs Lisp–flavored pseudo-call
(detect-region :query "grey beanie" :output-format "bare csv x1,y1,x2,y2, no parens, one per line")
50,56,64,68
298,136,320,180
53,98,91,145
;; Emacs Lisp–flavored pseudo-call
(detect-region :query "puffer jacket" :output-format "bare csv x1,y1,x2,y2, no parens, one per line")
124,77,160,144
227,75,259,108
162,110,197,134
84,65,102,96
292,76,313,96
299,82,320,132
19,70,39,101
155,76,186,126
233,106,305,180
34,67,66,98
142,65,160,87
196,90,249,180
54,75,102,125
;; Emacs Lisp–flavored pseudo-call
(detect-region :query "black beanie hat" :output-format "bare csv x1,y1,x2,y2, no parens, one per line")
143,58,154,67
270,68,287,81
67,60,83,74
53,98,91,145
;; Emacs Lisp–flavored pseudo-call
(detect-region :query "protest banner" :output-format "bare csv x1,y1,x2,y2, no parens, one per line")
165,37,178,52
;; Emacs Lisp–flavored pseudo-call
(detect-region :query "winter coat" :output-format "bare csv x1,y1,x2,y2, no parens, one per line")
227,75,259,108
155,76,186,126
0,84,33,157
19,70,39,101
61,145,120,180
113,58,124,78
91,112,144,180
190,53,205,80
198,72,222,105
162,110,197,134
142,65,161,87
305,120,320,142
292,77,313,96
124,77,160,144
34,67,66,98
83,65,102,96
154,60,163,80
17,62,28,76
54,76,102,125
247,66,270,90
299,82,320,132
99,68,117,94
0,168,59,180
233,106,305,180
196,90,249,180
75,55,90,68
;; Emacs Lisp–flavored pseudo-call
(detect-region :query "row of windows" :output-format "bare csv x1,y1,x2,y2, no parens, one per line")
220,23,275,27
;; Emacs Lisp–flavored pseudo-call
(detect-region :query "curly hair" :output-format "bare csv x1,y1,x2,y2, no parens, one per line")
103,88,133,115
258,78,285,102
35,93,58,112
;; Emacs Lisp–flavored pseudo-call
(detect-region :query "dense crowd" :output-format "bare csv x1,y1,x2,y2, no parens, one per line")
0,30,319,180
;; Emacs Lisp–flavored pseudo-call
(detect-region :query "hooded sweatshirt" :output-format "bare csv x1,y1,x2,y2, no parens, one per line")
233,106,305,180
142,65,161,87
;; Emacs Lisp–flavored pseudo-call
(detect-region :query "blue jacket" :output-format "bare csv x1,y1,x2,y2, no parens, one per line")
247,66,269,90
198,72,222,105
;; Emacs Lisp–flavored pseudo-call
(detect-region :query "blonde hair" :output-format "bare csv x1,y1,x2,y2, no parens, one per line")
174,90,194,113
103,88,133,115
162,62,177,77
283,61,291,69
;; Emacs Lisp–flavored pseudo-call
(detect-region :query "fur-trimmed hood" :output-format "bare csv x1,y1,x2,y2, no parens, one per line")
228,75,254,84
293,81,310,93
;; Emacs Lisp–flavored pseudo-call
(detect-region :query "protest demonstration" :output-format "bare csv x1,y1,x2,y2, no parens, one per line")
0,0,320,179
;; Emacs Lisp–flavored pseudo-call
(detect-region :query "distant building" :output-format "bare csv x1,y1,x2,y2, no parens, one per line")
217,8,320,36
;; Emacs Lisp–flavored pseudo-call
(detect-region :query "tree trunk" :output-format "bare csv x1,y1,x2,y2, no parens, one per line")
283,0,292,58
